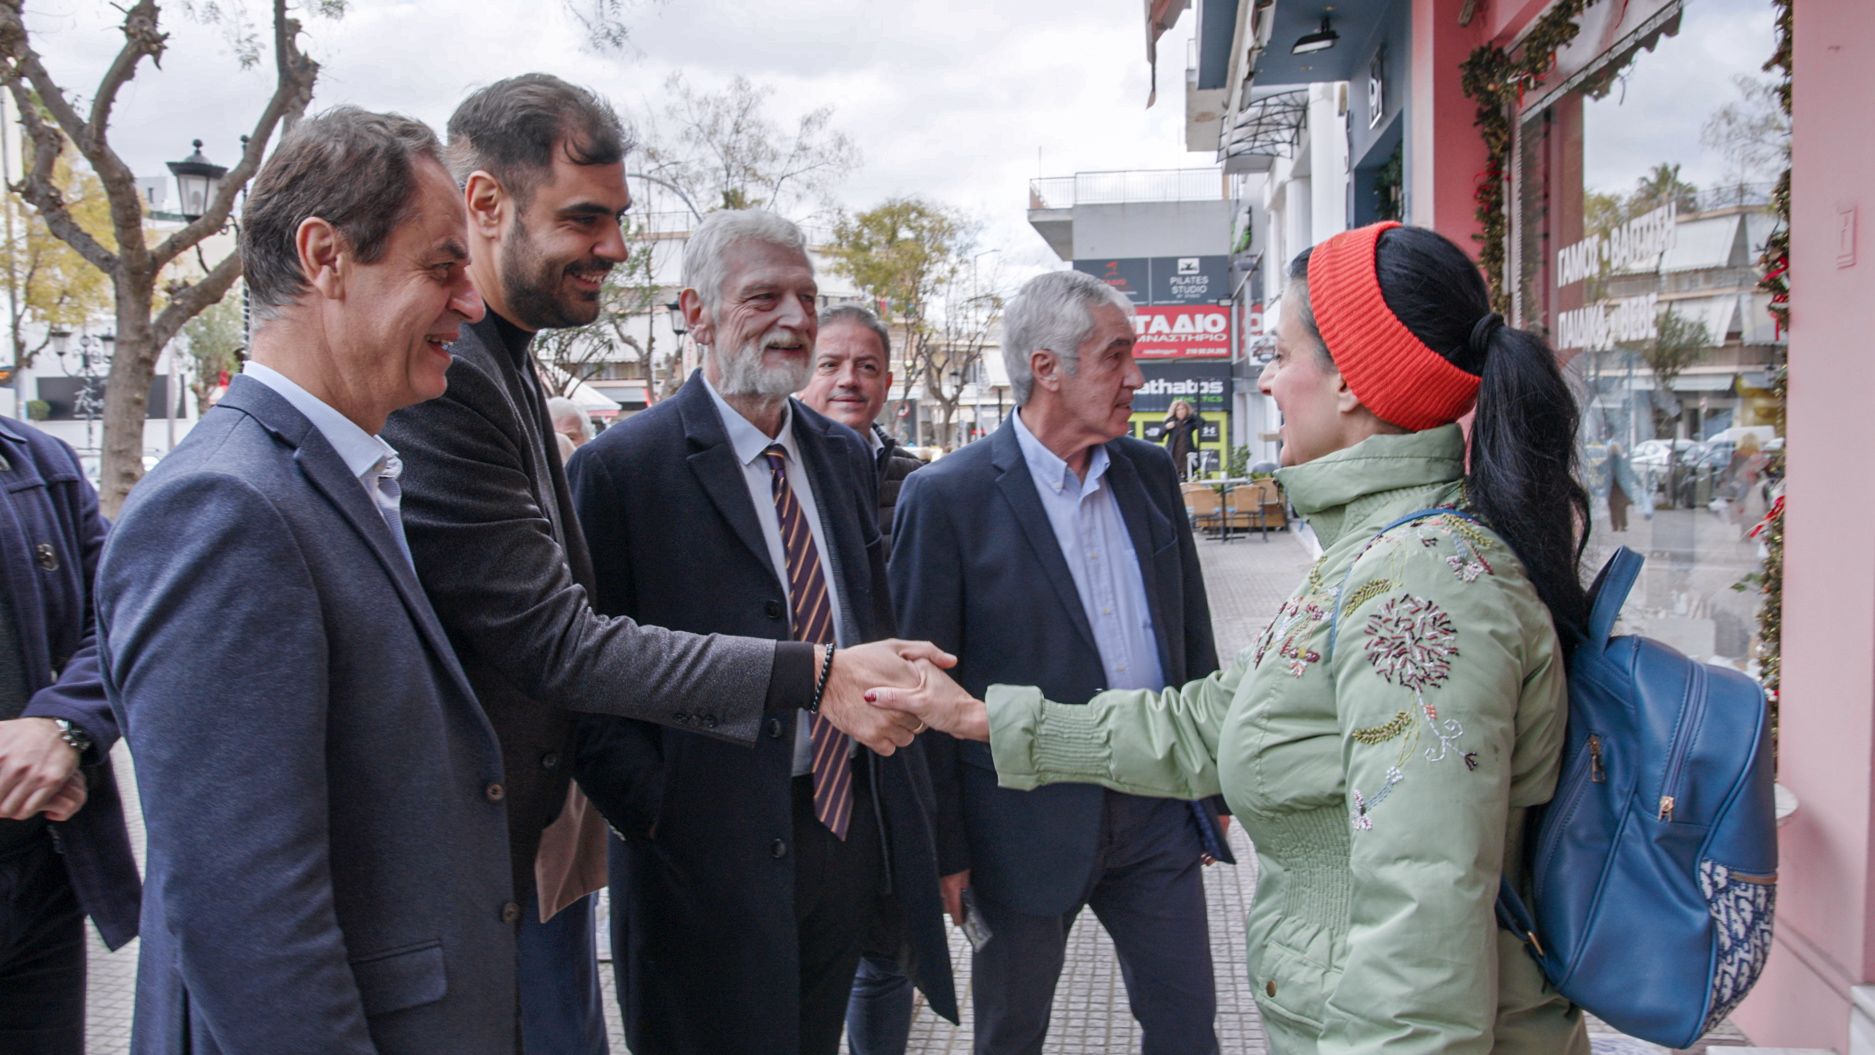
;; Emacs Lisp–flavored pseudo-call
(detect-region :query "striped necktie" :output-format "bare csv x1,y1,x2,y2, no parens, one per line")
762,443,853,840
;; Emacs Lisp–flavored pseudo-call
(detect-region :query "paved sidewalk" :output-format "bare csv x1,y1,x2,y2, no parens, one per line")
85,528,1752,1053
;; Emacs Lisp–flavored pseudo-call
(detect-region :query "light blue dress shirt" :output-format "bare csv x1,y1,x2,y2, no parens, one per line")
701,377,850,775
1010,409,1164,693
242,362,413,568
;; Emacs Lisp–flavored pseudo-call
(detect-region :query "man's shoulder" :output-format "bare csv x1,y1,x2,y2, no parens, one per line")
584,395,685,458
901,439,992,494
1110,435,1179,480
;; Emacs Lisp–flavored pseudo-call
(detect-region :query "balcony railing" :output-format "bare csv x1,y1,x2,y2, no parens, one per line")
1029,168,1228,210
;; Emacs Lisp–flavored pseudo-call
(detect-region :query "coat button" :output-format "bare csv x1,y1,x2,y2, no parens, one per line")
34,543,57,571
540,752,560,770
770,839,788,859
764,600,784,620
766,718,784,739
1266,979,1277,998
501,901,521,924
485,783,505,803
674,712,690,725
702,714,718,729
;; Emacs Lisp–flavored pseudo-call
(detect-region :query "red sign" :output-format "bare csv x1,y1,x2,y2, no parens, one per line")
1132,304,1231,359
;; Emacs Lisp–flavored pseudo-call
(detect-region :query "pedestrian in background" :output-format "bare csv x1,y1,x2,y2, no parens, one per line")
1604,439,1640,532
548,395,595,463
884,222,1594,1054
0,415,139,1055
1160,398,1204,480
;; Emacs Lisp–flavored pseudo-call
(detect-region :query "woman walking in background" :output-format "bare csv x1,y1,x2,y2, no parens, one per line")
1161,398,1204,480
880,222,1593,1054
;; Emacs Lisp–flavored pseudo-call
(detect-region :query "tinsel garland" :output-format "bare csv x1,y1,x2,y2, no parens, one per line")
1458,0,1593,310
1748,0,1793,733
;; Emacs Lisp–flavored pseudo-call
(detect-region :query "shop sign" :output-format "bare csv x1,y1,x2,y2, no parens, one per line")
1150,255,1229,305
1133,361,1231,414
1551,199,1678,352
1074,257,1150,303
1556,293,1660,354
1132,304,1231,358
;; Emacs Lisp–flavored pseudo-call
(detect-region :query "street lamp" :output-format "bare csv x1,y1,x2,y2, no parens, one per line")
57,332,112,453
166,140,228,221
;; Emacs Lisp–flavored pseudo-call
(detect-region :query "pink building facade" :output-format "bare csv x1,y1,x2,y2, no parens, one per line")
1407,1,1874,1049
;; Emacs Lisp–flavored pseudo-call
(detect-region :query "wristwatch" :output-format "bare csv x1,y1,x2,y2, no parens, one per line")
53,718,91,757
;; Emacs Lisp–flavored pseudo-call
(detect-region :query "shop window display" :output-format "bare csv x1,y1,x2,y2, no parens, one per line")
1512,0,1786,672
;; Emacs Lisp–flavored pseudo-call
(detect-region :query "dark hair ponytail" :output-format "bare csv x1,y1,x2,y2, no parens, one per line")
1288,227,1590,638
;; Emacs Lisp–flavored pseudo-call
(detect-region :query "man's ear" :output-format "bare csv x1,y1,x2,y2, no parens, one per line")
679,288,714,347
1029,349,1061,393
296,217,345,300
463,170,506,237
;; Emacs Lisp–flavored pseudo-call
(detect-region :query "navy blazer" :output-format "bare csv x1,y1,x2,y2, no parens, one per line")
891,419,1224,917
569,373,957,1053
0,417,138,949
98,378,517,1055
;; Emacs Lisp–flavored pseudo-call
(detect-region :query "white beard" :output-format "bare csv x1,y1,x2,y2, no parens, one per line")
715,333,811,400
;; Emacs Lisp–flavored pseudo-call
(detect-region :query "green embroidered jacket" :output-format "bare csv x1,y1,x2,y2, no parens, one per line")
987,425,1589,1054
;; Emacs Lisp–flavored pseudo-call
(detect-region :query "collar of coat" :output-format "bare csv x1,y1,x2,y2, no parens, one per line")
1275,424,1467,549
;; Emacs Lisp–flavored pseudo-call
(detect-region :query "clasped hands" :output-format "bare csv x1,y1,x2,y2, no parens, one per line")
817,641,991,755
0,716,89,822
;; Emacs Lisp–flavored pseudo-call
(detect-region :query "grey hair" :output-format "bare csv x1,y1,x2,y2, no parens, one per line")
545,396,592,440
682,209,811,315
1001,269,1133,405
818,304,891,360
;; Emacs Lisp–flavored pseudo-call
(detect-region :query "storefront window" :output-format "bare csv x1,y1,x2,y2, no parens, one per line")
1513,0,1786,672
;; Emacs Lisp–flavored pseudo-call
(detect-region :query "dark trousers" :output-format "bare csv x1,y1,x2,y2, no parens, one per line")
970,792,1218,1055
516,888,609,1055
0,835,87,1055
845,951,914,1055
795,770,883,1055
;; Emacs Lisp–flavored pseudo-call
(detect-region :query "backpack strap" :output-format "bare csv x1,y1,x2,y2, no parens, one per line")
1496,877,1547,963
1583,546,1645,648
1324,507,1481,662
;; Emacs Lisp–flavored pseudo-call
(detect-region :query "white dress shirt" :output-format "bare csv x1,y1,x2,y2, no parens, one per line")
243,362,414,569
1010,409,1164,693
701,377,850,774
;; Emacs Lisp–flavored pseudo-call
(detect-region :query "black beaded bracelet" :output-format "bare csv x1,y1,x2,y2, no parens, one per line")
807,645,837,714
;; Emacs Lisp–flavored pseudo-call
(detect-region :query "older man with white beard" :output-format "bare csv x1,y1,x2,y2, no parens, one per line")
566,209,956,1055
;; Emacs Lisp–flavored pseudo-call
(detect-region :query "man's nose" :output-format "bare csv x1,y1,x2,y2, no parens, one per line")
596,223,629,264
452,278,486,324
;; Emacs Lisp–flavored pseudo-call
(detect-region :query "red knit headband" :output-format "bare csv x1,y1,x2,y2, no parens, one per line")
1305,221,1481,430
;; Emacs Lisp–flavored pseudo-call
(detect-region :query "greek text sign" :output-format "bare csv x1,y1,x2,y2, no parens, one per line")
1133,304,1231,359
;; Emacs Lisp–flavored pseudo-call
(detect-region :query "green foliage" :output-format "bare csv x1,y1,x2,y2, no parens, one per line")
1226,444,1251,480
3,150,115,369
179,291,244,413
24,399,48,421
826,199,966,326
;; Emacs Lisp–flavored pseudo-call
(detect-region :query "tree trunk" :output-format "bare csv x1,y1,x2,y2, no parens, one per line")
99,267,157,515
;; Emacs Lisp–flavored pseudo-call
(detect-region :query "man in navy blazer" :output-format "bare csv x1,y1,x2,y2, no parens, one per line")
569,210,955,1055
0,415,139,1053
97,108,518,1054
891,269,1228,1054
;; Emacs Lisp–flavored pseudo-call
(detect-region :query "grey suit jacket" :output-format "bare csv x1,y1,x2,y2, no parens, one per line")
98,377,517,1054
381,314,814,898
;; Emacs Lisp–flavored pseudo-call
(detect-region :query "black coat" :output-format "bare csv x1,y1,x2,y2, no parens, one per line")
569,373,957,1054
891,420,1226,916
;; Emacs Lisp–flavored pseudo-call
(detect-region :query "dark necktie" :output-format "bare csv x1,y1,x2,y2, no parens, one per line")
763,444,853,840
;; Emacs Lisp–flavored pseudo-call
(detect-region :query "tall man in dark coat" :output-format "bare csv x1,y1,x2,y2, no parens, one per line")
97,107,518,1054
0,415,139,1054
891,269,1229,1054
569,209,957,1055
798,303,928,1055
379,76,941,1050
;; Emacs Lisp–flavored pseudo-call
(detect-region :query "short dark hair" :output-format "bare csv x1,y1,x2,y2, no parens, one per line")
242,106,443,317
818,304,892,360
446,73,629,207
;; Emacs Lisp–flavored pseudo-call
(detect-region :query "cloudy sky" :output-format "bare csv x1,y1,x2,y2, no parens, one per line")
24,0,1207,279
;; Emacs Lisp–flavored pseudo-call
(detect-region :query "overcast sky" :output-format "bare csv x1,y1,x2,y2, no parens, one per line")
24,0,1207,281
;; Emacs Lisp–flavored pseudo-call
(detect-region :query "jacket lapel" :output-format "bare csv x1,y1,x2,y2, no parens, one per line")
675,374,785,593
220,378,478,704
989,424,1099,657
1103,447,1177,682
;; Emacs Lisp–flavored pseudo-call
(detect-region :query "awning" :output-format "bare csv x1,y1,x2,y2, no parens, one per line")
538,363,623,413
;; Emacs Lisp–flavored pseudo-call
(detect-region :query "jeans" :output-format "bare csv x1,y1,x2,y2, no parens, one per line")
517,889,609,1055
845,952,914,1055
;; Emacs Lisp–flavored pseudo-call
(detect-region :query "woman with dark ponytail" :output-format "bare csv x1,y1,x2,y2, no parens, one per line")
876,222,1591,1053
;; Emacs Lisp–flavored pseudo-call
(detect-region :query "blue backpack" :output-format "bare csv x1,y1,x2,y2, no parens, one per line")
1335,511,1779,1048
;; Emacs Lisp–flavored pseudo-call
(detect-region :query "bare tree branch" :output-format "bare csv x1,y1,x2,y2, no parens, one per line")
4,107,116,271
152,248,243,350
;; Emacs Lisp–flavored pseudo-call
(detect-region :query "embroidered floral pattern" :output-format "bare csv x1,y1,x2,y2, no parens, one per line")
1341,578,1395,616
1350,710,1413,745
1363,596,1460,692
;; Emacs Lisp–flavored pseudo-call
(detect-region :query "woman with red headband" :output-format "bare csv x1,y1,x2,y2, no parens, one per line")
876,222,1591,1053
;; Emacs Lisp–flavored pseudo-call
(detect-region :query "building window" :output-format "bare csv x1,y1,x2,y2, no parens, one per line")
1512,0,1786,674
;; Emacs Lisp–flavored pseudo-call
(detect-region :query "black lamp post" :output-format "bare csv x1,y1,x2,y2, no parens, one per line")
166,140,228,222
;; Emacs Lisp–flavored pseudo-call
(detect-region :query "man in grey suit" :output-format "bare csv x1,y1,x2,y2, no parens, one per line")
97,108,516,1052
379,75,944,1048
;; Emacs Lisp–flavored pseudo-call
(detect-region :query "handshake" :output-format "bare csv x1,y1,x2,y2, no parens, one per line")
819,640,991,753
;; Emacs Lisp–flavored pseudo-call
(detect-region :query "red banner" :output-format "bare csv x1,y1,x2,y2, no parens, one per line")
1132,304,1231,359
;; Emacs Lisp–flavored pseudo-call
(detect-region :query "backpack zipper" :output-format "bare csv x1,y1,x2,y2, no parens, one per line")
1589,735,1605,783
1532,732,1599,903
1657,664,1709,823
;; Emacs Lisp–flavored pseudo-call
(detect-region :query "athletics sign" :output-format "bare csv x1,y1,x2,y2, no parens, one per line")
1133,304,1231,359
